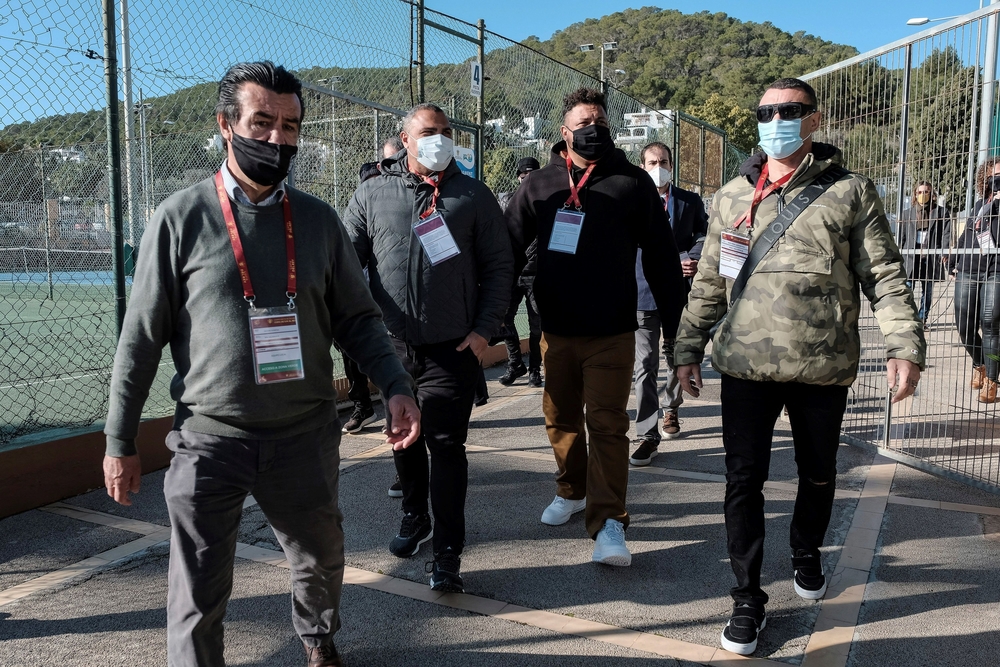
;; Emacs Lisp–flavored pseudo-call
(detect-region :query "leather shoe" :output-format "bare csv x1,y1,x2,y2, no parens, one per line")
305,643,344,667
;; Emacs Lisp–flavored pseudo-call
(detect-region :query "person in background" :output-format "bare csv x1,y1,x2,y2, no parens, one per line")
629,141,707,466
952,158,1000,403
898,180,951,329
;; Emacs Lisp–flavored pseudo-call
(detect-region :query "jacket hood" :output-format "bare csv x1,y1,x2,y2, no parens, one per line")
738,142,842,185
549,140,632,172
380,149,463,182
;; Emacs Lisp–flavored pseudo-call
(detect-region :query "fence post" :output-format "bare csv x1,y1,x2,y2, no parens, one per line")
895,44,913,245
103,0,126,337
699,126,706,195
416,0,425,103
476,19,485,181
374,108,379,160
979,0,1000,163
672,112,680,186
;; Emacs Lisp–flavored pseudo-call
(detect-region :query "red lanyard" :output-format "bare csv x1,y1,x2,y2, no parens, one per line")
413,171,445,220
214,171,297,309
734,164,793,230
565,156,596,210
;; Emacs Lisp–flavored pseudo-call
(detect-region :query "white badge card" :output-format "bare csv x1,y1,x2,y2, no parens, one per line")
719,231,751,280
248,308,306,385
916,230,927,245
549,209,585,254
414,213,461,265
977,229,997,251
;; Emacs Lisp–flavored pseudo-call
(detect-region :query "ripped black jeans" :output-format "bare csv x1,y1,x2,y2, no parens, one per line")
720,374,848,608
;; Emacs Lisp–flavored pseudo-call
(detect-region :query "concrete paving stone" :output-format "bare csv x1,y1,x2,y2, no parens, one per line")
0,541,705,667
0,510,137,592
888,461,1000,509
67,468,171,527
847,503,1000,667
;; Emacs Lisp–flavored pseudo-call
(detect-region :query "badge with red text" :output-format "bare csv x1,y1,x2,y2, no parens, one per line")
249,307,305,385
549,209,585,254
720,231,751,280
414,212,461,265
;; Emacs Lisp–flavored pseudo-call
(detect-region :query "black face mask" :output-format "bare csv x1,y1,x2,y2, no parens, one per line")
570,124,614,161
990,174,1000,194
229,132,298,187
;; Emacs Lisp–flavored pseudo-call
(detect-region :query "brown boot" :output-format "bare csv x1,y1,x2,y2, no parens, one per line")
979,378,998,404
971,364,986,389
305,643,344,667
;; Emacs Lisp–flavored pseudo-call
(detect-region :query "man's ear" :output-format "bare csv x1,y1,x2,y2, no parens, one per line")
217,112,232,142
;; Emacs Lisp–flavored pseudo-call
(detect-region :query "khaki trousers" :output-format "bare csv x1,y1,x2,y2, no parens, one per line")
540,331,635,538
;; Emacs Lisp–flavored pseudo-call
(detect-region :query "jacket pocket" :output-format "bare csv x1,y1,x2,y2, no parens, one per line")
756,246,832,276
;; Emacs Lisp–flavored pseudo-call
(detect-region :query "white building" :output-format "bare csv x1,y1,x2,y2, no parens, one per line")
615,108,674,152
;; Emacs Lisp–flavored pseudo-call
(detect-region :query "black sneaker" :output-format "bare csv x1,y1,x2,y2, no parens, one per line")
528,368,543,387
629,439,659,466
342,406,376,433
792,549,827,600
388,474,403,498
499,364,527,386
720,603,766,655
427,548,464,593
389,512,432,558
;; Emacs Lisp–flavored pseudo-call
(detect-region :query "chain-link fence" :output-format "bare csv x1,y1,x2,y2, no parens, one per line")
801,4,1000,493
1,0,742,449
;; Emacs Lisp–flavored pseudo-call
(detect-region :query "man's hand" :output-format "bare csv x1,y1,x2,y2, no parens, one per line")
677,363,703,398
385,394,421,451
680,258,699,278
887,358,921,404
456,331,489,361
104,454,142,506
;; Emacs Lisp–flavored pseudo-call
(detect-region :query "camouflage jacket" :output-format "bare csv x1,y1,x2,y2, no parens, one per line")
674,143,925,386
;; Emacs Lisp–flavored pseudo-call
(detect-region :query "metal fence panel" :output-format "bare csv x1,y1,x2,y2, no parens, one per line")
802,6,1000,492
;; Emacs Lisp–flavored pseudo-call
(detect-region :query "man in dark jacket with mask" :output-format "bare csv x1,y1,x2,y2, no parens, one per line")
343,103,513,594
505,88,686,567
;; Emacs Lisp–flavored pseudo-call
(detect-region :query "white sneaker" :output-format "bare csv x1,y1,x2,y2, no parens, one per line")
592,519,631,566
540,496,586,526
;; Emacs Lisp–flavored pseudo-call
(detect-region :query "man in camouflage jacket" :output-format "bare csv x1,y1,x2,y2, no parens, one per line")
674,78,925,656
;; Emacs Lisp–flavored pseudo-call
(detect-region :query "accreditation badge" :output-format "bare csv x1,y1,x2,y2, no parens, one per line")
719,231,751,280
414,212,461,265
248,307,306,385
977,229,997,251
549,209,585,254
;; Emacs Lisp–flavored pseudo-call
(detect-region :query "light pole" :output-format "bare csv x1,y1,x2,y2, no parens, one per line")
133,90,152,227
38,144,53,299
579,42,618,83
319,76,342,207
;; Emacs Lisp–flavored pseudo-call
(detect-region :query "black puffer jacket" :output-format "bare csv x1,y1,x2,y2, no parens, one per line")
343,154,513,345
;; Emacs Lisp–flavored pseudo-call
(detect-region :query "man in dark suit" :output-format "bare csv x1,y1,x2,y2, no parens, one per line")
629,141,708,466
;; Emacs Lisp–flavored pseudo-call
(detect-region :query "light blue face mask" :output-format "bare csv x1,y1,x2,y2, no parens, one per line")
758,118,805,159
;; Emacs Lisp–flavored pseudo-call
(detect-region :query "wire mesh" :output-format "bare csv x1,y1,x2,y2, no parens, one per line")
802,7,1000,491
1,0,743,449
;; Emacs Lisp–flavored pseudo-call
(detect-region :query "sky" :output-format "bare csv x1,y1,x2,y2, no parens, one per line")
427,0,980,55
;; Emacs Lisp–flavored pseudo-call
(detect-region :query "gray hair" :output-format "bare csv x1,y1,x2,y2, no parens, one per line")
402,103,447,133
383,135,404,152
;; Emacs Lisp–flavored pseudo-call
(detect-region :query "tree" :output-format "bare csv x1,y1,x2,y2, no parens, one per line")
685,94,758,153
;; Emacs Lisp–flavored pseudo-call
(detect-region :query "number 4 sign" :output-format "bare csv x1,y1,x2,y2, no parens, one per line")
471,62,482,98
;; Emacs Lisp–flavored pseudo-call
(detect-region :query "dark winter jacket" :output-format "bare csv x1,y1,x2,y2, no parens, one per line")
897,203,951,280
504,141,687,338
343,154,513,345
953,198,1000,277
637,183,708,310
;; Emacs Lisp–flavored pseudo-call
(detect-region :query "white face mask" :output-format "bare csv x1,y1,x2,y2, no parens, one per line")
646,166,672,188
415,133,454,172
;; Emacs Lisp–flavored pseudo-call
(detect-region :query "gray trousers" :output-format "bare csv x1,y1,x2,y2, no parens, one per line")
163,421,344,667
633,310,682,443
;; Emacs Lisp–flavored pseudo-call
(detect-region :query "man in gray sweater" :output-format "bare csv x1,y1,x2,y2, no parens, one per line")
102,62,419,667
343,103,513,594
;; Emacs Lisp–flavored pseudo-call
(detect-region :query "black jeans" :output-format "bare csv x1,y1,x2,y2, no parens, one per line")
503,283,542,371
333,342,372,411
955,271,1000,380
392,337,480,555
720,374,848,608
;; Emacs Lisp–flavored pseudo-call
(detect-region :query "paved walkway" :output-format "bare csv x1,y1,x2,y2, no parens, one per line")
2,363,1000,666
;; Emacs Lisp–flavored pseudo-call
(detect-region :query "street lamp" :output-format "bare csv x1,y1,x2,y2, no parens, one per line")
578,41,618,82
133,90,153,228
906,16,961,25
318,76,343,207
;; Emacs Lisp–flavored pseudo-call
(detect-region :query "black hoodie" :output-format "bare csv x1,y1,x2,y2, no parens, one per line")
505,142,686,338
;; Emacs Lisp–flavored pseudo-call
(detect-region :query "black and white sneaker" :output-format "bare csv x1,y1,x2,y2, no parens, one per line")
388,474,403,498
388,512,432,558
629,439,659,466
720,603,766,655
342,406,376,433
427,548,464,593
792,549,827,600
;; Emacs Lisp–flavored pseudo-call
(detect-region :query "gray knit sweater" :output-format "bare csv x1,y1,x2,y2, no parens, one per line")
105,177,414,456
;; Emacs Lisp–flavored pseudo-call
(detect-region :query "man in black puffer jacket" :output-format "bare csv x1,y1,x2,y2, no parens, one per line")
343,103,512,594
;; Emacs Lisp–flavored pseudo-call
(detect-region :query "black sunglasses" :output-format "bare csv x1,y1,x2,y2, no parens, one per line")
756,102,817,123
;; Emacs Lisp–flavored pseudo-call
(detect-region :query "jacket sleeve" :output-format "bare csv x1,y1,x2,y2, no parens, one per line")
342,185,372,269
687,193,709,261
326,209,415,401
104,209,177,456
504,182,536,278
472,191,515,341
674,192,729,365
637,178,687,337
850,179,926,369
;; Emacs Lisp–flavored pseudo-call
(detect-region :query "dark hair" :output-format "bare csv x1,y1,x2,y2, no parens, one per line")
765,77,818,107
383,135,404,152
216,61,304,124
640,141,672,166
562,88,607,119
402,103,447,133
976,158,1000,196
